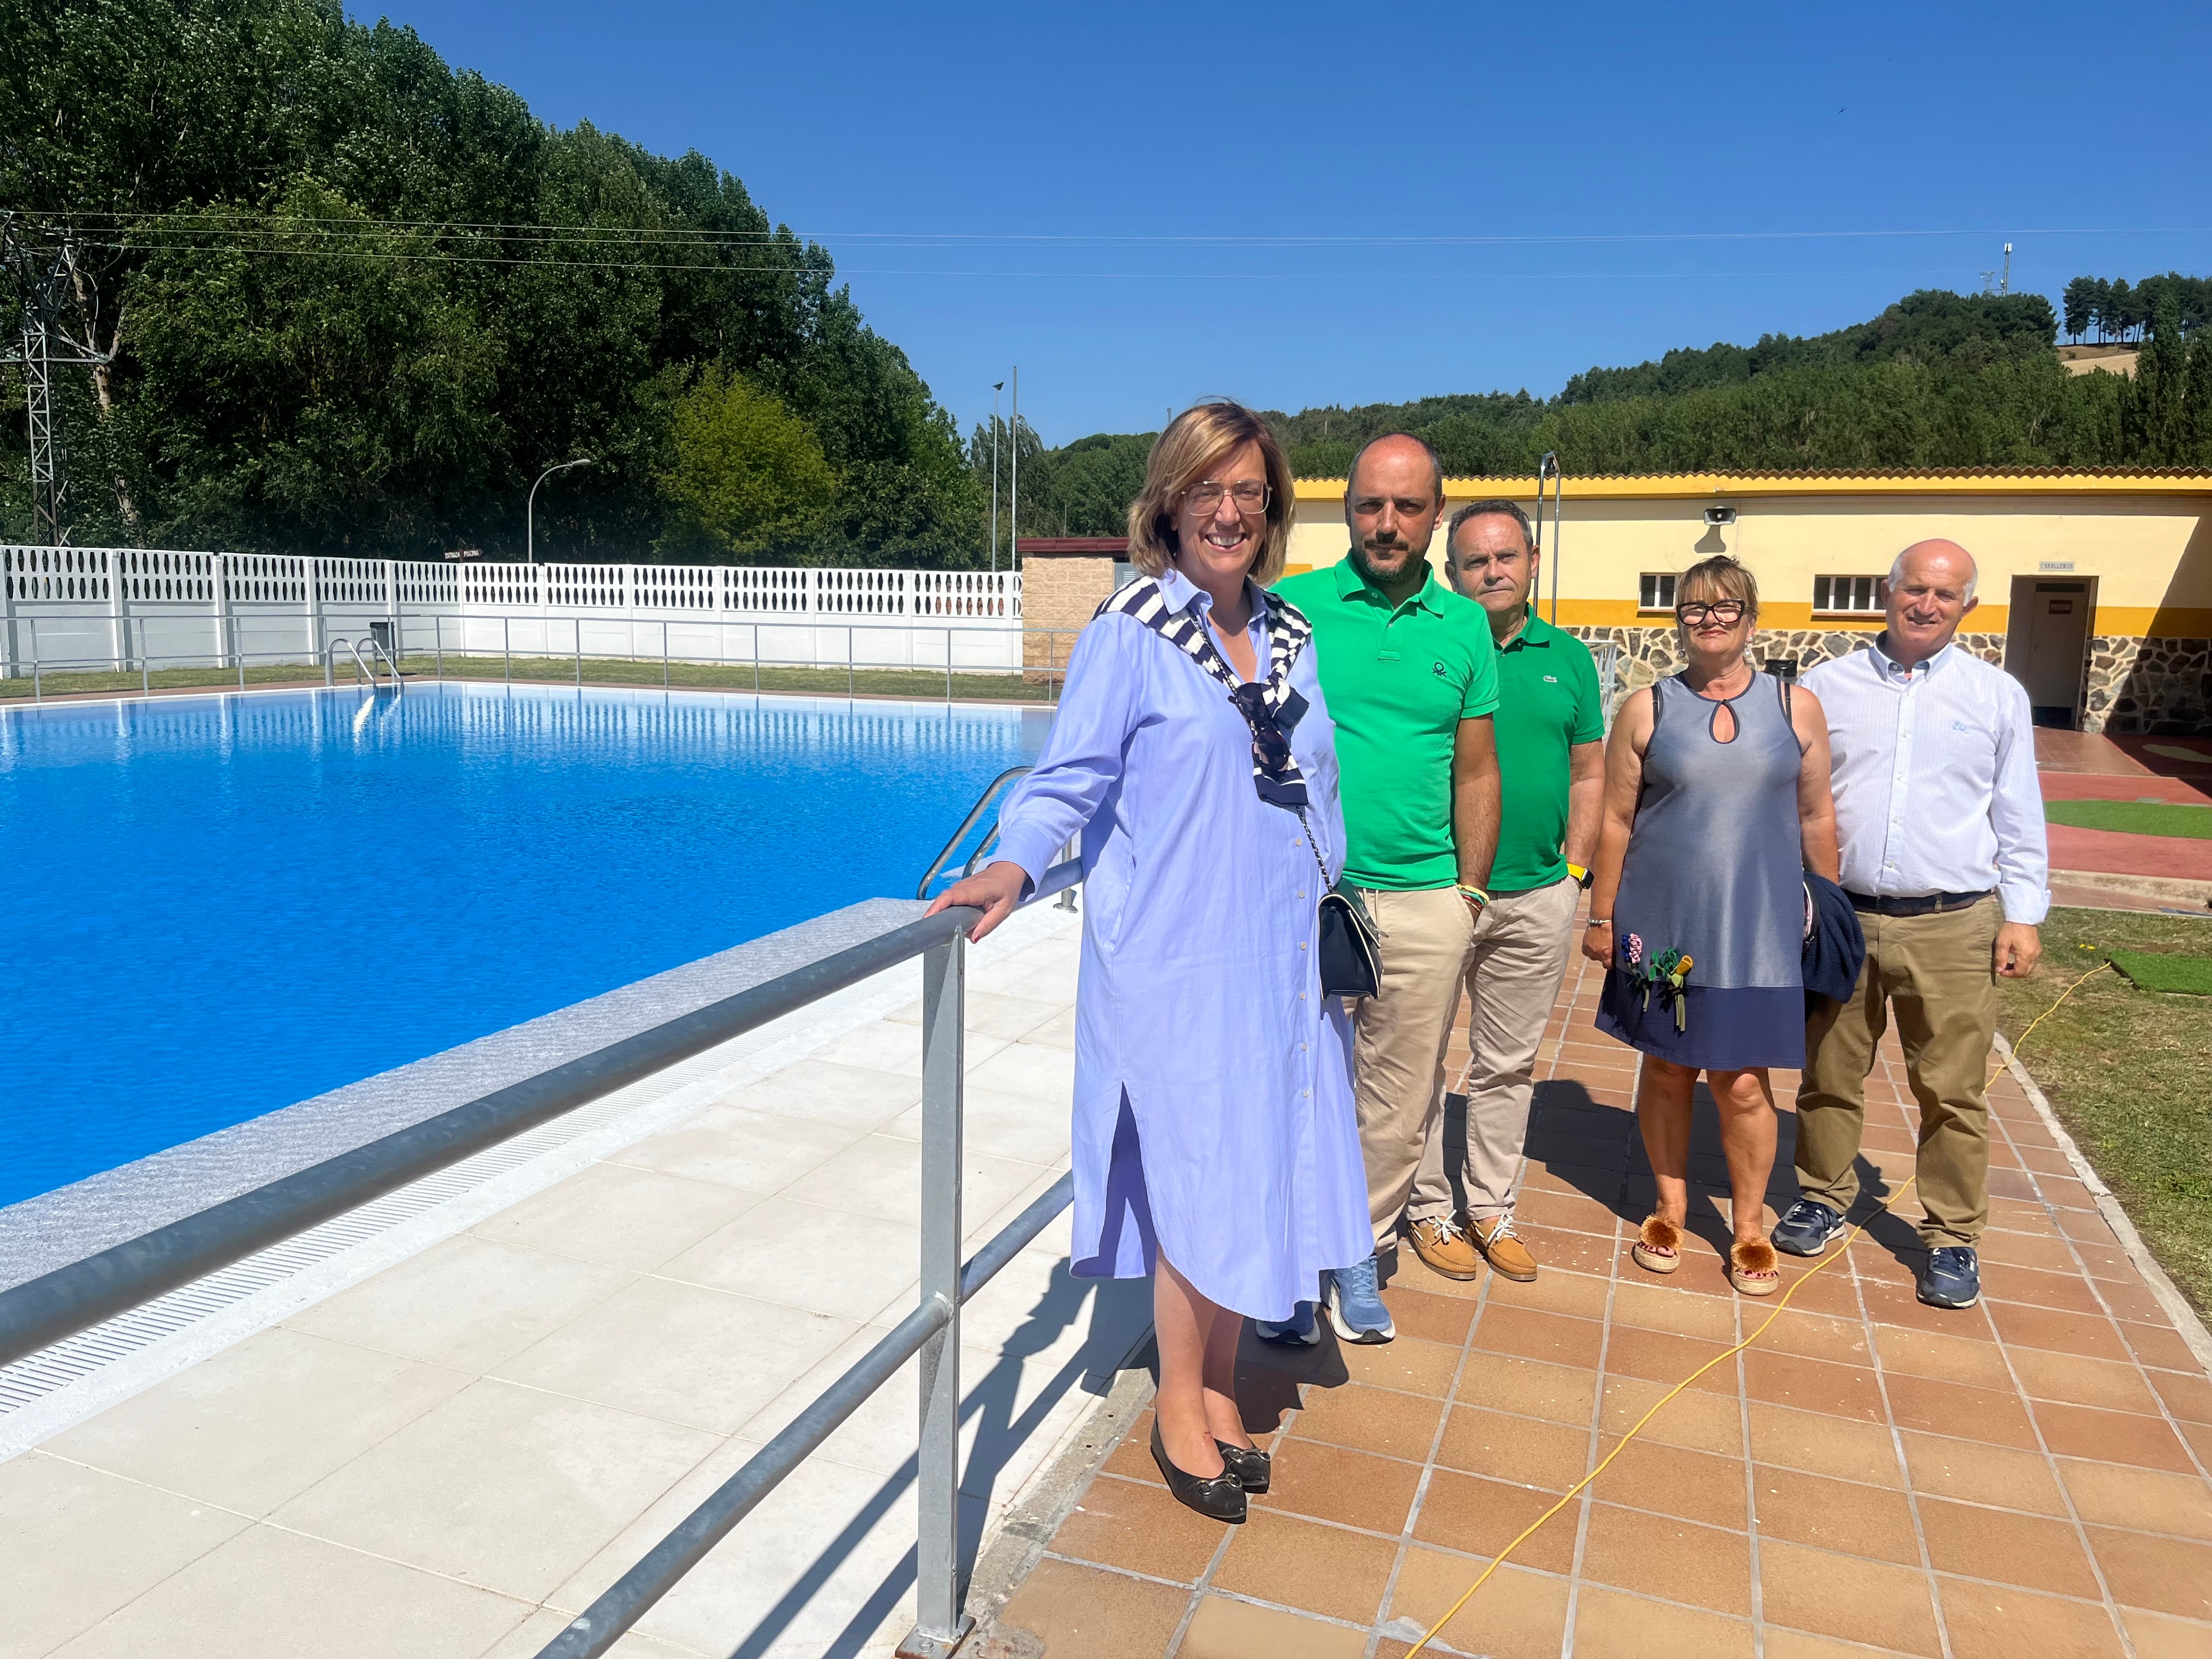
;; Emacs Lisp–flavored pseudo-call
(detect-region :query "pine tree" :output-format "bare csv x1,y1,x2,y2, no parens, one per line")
2121,295,2189,462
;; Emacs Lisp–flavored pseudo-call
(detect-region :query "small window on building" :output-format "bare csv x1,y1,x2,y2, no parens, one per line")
1813,575,1888,616
1639,573,1677,613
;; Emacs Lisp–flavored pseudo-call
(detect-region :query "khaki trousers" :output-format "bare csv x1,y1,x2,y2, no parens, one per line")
1412,876,1580,1224
1352,886,1474,1250
1796,898,2001,1246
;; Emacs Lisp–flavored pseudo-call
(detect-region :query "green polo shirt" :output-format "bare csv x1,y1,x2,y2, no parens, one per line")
1488,606,1605,892
1274,557,1499,891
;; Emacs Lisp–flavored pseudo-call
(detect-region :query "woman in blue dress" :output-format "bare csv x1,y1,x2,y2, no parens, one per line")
929,402,1369,1523
1582,556,1838,1296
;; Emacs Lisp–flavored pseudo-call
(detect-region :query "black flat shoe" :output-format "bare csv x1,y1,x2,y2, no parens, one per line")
1215,1439,1271,1494
1150,1421,1246,1522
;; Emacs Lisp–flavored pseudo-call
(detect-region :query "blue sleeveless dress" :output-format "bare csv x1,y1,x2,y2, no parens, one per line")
1596,670,1807,1070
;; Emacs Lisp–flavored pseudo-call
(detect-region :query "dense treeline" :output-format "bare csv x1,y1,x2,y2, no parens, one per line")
1013,287,2212,537
2063,274,2210,343
0,0,980,563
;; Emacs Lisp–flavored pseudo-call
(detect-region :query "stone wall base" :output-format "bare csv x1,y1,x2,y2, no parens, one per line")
1560,625,2212,736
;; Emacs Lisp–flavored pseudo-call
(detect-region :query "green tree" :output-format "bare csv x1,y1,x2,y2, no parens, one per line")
2122,295,2190,463
657,364,832,556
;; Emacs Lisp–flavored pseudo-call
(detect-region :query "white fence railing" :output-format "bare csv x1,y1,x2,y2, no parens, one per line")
0,548,1024,677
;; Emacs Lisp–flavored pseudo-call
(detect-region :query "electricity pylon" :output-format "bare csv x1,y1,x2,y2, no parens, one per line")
1,214,111,546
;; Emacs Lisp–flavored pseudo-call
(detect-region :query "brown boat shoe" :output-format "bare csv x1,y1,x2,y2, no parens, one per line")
1407,1215,1484,1281
1469,1213,1539,1282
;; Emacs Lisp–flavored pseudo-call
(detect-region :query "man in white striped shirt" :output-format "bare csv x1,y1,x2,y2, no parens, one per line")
1777,540,2049,1312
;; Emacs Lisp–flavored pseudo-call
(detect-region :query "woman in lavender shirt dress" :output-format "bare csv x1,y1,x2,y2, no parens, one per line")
929,402,1369,1523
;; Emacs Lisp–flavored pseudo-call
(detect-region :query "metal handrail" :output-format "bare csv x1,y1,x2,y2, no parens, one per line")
321,635,397,691
0,857,1084,1659
915,766,1033,899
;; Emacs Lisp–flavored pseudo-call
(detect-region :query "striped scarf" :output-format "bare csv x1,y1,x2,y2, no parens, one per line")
1096,576,1315,809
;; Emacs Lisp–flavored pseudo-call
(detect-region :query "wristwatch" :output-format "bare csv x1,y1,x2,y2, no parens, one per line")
1567,862,1593,890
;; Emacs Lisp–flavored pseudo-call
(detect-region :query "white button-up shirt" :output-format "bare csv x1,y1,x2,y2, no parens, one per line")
1801,636,2050,924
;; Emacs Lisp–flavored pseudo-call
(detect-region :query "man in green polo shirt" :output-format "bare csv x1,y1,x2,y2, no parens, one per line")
1272,433,1500,1344
1425,498,1605,1283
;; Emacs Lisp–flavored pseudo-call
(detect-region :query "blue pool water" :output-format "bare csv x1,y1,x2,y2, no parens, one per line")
0,684,1048,1206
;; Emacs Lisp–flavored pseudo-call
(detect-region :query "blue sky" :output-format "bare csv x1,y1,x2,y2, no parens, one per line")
365,0,2212,448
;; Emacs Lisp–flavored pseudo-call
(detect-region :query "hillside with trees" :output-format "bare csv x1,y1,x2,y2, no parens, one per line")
0,0,980,564
1000,283,2212,538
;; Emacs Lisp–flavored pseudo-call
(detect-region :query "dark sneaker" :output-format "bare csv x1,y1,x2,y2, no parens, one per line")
1255,1301,1320,1346
1771,1198,1849,1257
1917,1246,1981,1310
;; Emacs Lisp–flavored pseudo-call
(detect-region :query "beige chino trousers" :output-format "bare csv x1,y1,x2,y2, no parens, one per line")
1412,876,1581,1225
1796,898,2001,1247
1352,886,1475,1251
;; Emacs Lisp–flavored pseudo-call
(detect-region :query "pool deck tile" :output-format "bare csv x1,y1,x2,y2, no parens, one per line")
984,902,2212,1659
1,909,1131,1659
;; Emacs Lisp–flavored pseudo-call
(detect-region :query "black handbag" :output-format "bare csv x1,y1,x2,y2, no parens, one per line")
1301,809,1381,998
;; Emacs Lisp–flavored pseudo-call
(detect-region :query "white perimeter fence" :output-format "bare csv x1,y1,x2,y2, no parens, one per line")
0,547,1025,680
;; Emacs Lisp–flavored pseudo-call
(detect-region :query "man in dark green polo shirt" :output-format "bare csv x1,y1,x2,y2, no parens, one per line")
1426,498,1605,1284
1271,433,1500,1344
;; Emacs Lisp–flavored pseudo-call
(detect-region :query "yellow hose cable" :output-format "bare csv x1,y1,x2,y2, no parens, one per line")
1406,956,2112,1657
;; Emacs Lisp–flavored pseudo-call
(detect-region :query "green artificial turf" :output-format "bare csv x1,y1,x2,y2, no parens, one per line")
1996,909,2212,1317
2044,799,2212,839
2110,950,2212,995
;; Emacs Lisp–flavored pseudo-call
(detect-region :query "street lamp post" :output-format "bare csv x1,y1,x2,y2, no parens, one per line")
990,382,1003,575
527,458,593,565
1008,366,1018,575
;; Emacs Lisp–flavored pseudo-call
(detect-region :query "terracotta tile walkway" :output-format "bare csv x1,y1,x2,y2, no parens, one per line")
994,934,2212,1659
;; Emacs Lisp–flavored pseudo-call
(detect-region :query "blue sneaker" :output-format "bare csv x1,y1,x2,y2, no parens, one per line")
1771,1198,1850,1257
1917,1246,1981,1310
1324,1254,1396,1344
1255,1301,1320,1347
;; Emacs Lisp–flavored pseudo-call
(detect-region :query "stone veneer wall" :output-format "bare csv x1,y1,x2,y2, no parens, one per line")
1564,623,2212,735
1018,555,1116,681
2085,635,2212,735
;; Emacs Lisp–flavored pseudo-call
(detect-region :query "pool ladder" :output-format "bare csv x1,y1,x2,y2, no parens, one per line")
323,636,402,693
916,767,1077,912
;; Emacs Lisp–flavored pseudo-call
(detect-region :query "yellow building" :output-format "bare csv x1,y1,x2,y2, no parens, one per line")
1286,468,2212,735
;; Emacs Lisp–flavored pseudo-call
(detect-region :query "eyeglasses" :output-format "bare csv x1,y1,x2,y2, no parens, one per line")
1675,600,1747,625
1183,480,1271,515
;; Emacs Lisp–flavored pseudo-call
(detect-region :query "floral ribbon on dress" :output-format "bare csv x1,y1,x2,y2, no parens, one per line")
1622,932,1695,1032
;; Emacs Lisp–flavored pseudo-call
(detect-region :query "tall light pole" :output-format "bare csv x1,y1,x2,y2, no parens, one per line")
528,457,592,565
990,381,1003,574
1008,366,1019,574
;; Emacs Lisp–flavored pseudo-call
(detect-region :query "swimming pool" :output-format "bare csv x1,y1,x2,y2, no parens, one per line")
0,684,1048,1206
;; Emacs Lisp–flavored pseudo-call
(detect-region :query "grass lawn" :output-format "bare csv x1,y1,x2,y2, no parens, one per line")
0,654,1065,706
2044,799,2212,839
1997,906,2212,1318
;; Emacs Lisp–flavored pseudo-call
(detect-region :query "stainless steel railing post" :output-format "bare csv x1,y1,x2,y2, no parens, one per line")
901,930,972,1658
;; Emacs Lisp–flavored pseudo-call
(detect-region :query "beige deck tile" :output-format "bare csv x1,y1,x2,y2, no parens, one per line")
803,1016,1009,1080
47,1523,528,1659
661,1193,920,1320
1454,1350,1598,1425
1413,1465,1581,1573
1572,1584,1757,1659
963,1036,1079,1101
467,1161,763,1272
0,1452,251,1658
776,1129,1050,1229
608,1101,872,1193
709,1057,925,1130
1179,1595,1369,1658
494,1274,856,1434
280,1233,636,1373
879,1080,1077,1166
43,1326,471,1517
562,1443,927,1657
271,1377,718,1603
1267,1438,1424,1536
481,1609,704,1656
885,988,1065,1041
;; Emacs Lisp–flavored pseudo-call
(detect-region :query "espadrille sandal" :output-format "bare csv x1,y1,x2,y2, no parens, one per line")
1730,1238,1781,1296
1631,1215,1682,1275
